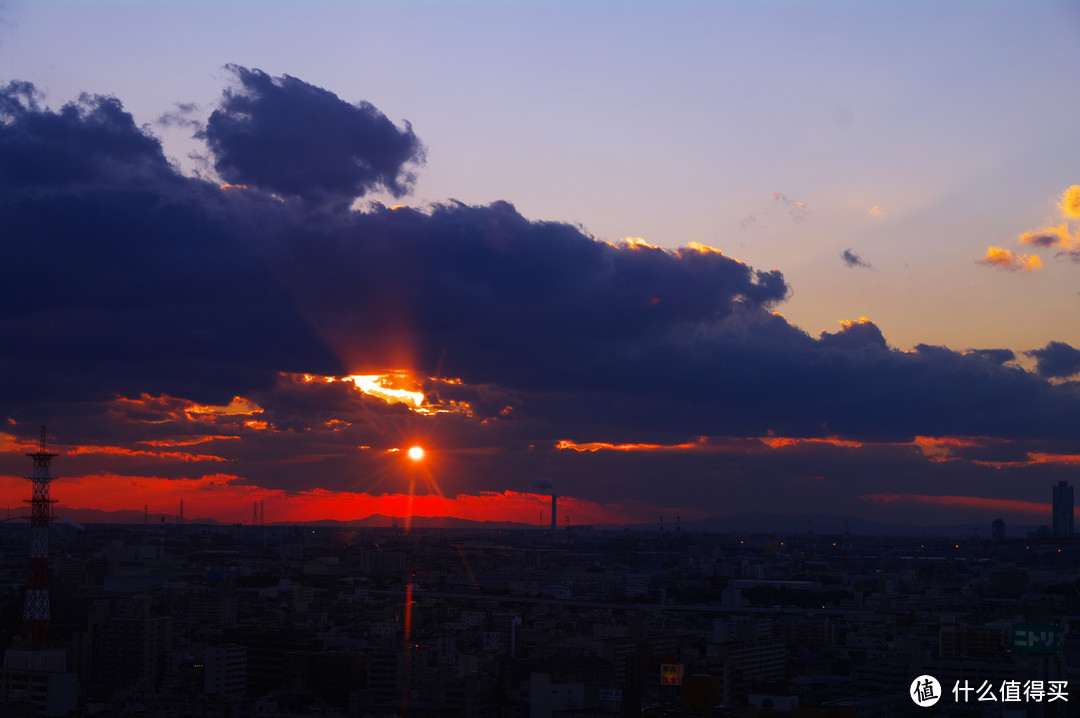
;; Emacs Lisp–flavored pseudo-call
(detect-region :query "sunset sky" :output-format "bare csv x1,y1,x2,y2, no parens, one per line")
2,1,1079,529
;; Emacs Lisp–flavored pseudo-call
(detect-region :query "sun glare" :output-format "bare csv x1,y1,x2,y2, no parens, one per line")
290,371,476,417
346,374,425,408
407,445,425,462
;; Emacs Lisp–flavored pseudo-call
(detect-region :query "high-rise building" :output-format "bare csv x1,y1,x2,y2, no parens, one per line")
204,644,247,700
1052,481,1074,536
991,518,1005,543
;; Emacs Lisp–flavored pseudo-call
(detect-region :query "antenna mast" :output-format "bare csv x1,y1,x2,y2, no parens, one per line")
23,425,59,648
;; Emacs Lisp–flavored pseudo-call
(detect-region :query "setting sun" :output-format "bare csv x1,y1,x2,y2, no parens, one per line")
407,445,425,462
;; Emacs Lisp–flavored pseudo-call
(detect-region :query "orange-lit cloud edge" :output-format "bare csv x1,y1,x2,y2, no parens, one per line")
978,246,1042,272
992,185,1080,265
553,434,1080,470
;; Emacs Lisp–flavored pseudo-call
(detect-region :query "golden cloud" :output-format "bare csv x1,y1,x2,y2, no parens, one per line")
1059,185,1080,219
1019,222,1074,249
978,247,1041,272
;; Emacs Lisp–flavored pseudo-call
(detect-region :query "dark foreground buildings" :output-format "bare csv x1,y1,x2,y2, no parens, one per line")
2,517,1080,717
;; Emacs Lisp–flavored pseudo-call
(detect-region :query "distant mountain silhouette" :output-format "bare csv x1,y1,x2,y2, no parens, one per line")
46,506,219,525
32,507,1037,538
637,512,1037,538
283,514,537,530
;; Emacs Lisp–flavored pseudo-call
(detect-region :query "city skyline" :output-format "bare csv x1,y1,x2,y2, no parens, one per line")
2,1,1080,528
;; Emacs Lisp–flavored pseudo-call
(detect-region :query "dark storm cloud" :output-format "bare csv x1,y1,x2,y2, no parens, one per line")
3,74,1080,511
290,201,789,390
201,65,425,206
966,349,1015,365
0,84,341,405
817,318,887,351
840,249,872,269
0,81,173,193
0,78,786,411
515,326,1079,444
1027,341,1080,379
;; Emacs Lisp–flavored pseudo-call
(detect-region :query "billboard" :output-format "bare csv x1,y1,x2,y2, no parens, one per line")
661,663,684,686
1012,624,1064,654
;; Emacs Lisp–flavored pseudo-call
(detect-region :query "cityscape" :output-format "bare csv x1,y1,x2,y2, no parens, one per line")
1,439,1079,716
3,2,1080,717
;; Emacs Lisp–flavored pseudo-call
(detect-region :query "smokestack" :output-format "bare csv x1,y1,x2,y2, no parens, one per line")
550,494,557,532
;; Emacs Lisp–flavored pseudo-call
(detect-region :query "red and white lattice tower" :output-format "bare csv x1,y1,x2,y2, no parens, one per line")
23,426,58,649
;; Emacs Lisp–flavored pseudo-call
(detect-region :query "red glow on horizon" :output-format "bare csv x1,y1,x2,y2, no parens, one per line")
0,473,682,526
